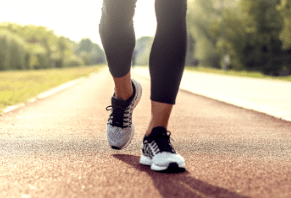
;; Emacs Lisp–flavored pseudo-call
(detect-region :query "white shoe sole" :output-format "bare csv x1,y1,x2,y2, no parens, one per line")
140,155,186,172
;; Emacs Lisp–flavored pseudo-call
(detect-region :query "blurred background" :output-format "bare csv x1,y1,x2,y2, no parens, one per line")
0,0,291,76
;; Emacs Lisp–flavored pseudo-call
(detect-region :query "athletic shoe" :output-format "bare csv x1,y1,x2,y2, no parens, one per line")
106,79,142,149
140,127,185,172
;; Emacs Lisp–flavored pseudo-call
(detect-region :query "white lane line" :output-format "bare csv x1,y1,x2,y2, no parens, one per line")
37,77,86,99
3,104,25,113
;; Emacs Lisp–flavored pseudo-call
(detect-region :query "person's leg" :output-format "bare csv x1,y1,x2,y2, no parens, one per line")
145,102,173,136
99,0,143,150
140,0,187,172
146,0,188,136
99,0,137,100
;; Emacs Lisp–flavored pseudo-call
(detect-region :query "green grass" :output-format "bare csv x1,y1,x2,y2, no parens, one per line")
0,65,105,113
185,66,291,82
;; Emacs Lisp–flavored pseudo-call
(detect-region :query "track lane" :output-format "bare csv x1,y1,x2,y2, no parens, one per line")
0,68,290,198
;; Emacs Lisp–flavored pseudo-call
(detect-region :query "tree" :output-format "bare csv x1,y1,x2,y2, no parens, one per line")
0,22,104,70
91,43,106,64
187,0,239,67
207,0,291,75
57,36,68,68
62,38,84,67
134,36,154,66
0,29,10,70
239,0,284,74
209,7,247,70
9,35,27,70
78,38,93,53
187,0,218,66
76,38,106,65
277,0,291,50
0,28,27,71
42,38,52,68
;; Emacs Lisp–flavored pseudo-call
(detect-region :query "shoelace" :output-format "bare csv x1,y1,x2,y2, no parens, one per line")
151,131,175,154
106,105,130,128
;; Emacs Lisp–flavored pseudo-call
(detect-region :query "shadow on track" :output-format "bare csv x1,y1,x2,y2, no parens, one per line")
113,154,250,198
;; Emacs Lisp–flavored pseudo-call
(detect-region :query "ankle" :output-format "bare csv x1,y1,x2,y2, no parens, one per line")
145,101,173,136
146,126,167,137
113,71,133,100
115,86,133,101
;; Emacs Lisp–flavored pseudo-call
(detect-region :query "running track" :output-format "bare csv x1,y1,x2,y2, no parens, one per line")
0,68,290,198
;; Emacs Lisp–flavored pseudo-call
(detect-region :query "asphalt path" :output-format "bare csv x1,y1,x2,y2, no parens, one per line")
134,67,291,121
0,68,291,198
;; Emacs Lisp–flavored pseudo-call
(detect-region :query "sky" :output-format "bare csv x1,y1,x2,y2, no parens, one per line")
0,0,157,47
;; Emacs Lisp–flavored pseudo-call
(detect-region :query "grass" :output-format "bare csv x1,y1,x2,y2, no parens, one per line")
0,65,106,113
185,66,291,82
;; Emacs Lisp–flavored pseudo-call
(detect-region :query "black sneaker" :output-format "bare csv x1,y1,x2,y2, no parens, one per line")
139,127,185,172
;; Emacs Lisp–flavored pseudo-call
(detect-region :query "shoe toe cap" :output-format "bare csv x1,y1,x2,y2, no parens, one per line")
107,125,134,149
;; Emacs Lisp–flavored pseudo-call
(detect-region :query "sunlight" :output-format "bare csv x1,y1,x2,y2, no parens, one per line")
134,0,157,40
0,0,157,46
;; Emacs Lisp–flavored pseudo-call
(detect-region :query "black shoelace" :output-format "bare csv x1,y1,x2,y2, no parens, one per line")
106,105,129,128
151,131,175,154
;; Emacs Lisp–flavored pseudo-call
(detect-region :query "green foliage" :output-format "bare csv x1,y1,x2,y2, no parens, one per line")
76,38,106,65
64,55,84,67
240,0,283,46
0,22,105,71
9,36,27,70
78,38,93,53
209,7,247,70
1,23,55,69
0,29,10,70
196,0,291,75
187,0,291,75
277,0,291,50
0,28,27,70
187,0,220,67
134,36,154,66
239,0,286,74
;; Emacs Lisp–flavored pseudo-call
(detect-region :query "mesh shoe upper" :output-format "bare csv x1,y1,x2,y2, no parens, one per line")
106,96,133,129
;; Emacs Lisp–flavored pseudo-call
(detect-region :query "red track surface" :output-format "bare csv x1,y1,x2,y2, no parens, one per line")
0,69,290,198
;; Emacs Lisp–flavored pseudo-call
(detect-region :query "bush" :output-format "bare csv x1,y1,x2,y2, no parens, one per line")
0,23,106,71
0,29,27,71
0,30,10,70
64,55,84,67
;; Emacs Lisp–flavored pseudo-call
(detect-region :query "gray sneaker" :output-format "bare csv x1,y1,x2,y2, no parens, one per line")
106,79,142,149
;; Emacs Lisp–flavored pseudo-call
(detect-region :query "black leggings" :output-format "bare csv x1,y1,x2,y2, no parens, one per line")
99,0,187,104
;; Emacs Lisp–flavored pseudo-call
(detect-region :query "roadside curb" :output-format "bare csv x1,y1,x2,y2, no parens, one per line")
2,70,101,114
132,67,291,122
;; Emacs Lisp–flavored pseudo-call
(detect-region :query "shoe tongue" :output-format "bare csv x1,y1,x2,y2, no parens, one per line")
149,127,168,139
